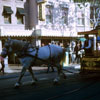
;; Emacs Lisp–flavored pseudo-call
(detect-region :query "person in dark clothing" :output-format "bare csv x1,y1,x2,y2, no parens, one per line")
74,42,80,64
82,34,93,56
0,56,5,74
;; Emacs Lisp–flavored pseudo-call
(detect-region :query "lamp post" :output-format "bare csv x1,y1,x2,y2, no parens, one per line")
32,28,41,47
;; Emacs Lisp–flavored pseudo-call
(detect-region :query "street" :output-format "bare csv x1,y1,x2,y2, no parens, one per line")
0,68,100,100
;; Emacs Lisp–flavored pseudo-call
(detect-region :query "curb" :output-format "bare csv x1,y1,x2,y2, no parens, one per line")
0,70,48,80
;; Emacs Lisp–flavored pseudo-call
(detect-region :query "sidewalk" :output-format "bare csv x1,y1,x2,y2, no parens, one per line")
0,63,80,80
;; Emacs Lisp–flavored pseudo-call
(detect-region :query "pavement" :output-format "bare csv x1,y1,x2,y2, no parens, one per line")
0,63,80,80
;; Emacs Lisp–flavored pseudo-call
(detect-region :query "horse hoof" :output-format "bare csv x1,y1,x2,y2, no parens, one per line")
14,83,20,89
31,80,36,85
53,79,59,85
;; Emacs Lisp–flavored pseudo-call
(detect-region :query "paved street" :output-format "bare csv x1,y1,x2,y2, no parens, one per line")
0,64,100,100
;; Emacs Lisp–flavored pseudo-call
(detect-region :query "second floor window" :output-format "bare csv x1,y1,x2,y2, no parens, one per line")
46,5,53,24
16,8,25,24
61,7,68,25
4,14,11,24
3,6,13,24
77,11,85,26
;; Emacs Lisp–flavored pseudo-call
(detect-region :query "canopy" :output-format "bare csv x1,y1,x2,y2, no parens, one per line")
78,29,98,35
16,8,25,15
78,26,100,36
3,6,13,14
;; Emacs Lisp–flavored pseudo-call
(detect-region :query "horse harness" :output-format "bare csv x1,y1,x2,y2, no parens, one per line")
27,45,52,65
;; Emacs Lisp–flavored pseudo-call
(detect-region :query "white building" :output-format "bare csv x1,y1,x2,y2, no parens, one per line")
0,0,91,64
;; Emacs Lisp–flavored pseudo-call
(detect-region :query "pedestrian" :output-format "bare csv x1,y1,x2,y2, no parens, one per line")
74,41,80,64
70,41,75,64
81,34,93,56
0,55,5,74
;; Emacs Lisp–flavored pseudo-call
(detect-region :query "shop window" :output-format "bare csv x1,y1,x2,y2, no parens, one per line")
16,8,25,24
3,6,13,24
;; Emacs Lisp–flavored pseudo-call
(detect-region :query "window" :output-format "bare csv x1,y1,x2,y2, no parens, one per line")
46,5,53,24
17,16,24,24
77,11,85,25
61,7,68,25
16,8,25,24
3,6,13,24
4,15,11,24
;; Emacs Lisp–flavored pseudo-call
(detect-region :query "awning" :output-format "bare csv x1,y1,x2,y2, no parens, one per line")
3,6,13,14
78,29,98,35
17,8,25,15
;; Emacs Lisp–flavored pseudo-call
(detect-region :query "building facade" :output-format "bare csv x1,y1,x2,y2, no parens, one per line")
0,0,91,64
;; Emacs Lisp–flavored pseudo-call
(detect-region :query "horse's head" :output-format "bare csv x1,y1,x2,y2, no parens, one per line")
1,38,13,58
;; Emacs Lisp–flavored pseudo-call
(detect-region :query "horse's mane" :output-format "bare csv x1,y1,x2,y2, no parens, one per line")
10,39,29,51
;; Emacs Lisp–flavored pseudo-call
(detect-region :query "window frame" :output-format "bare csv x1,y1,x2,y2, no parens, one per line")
3,14,11,24
16,8,25,24
46,5,53,24
3,6,13,24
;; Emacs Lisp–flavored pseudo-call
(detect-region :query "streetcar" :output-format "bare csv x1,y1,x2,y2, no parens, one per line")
78,25,100,73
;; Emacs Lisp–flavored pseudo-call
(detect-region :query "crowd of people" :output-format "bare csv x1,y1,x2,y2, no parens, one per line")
41,34,94,65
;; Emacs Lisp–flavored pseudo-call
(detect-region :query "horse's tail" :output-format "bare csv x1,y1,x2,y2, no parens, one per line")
60,48,66,67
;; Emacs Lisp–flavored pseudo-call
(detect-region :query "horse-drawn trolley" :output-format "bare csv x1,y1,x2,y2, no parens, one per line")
78,26,100,73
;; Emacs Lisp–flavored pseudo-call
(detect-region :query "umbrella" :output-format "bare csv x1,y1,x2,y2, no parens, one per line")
78,38,86,42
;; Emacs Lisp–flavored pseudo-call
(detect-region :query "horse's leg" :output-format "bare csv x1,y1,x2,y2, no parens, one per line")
47,64,50,73
54,63,66,83
15,67,27,88
53,63,61,83
61,69,67,79
58,64,67,79
51,65,55,72
28,67,37,85
47,64,54,73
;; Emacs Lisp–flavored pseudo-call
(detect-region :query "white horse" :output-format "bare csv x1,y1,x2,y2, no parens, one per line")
1,38,67,88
